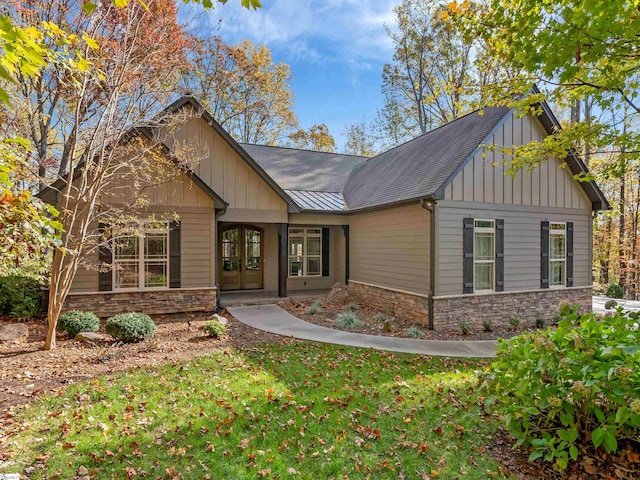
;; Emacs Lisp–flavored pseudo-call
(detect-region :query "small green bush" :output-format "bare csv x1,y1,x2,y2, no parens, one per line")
202,319,227,338
459,323,471,335
383,319,398,333
485,304,640,471
508,317,521,329
0,275,43,319
482,320,493,332
605,283,624,299
372,313,388,324
306,301,323,315
404,326,421,338
59,311,100,338
334,312,361,330
106,313,156,342
535,317,545,329
345,302,359,312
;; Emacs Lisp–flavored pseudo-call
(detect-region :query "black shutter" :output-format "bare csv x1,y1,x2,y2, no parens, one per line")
322,227,330,277
495,219,504,292
98,223,112,291
541,221,550,289
169,220,181,288
566,222,574,287
463,218,474,294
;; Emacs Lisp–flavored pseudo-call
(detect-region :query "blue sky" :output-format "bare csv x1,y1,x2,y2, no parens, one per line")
181,0,399,148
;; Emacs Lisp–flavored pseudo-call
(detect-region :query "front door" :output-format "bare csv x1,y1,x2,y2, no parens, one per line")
220,225,264,290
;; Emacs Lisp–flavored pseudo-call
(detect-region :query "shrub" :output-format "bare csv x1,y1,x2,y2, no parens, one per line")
202,319,227,338
459,323,471,335
306,301,323,315
59,311,100,338
605,283,624,299
106,313,156,342
508,317,521,329
482,320,494,332
383,319,398,333
373,313,388,324
404,326,421,338
0,275,43,319
334,312,361,330
535,317,545,329
345,302,359,312
484,305,640,471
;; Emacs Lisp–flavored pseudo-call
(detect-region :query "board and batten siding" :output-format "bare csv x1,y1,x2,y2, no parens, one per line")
166,114,288,222
349,203,430,295
443,112,592,210
436,203,591,296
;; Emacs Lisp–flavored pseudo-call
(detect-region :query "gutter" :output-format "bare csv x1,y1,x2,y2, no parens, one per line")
420,197,436,330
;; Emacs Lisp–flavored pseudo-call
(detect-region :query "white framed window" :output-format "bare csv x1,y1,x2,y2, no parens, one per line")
113,221,169,290
474,219,495,292
288,227,322,277
549,222,566,287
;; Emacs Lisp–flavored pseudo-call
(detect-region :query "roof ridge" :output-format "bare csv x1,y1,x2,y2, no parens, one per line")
240,142,368,159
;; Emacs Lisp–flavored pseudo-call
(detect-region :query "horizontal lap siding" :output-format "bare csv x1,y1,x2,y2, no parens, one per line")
350,204,430,295
181,211,214,288
436,204,591,296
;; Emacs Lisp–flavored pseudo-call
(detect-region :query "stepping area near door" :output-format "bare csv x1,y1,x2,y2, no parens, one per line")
228,304,497,358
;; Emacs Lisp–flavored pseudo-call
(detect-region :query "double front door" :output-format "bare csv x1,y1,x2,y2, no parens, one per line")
219,225,263,290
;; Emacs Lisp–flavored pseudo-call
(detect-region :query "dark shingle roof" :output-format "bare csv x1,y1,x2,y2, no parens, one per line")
240,144,367,192
343,106,511,210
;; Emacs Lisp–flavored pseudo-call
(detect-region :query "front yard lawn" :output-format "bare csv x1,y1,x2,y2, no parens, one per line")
1,341,502,479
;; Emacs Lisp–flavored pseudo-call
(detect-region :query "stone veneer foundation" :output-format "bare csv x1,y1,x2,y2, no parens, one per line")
349,280,593,330
433,286,593,330
348,281,430,327
60,288,217,318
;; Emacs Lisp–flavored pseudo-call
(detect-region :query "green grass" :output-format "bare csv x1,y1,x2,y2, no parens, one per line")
1,342,503,479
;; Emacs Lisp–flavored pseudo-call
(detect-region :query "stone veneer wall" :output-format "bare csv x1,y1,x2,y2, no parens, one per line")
433,287,593,330
60,288,217,318
348,281,430,327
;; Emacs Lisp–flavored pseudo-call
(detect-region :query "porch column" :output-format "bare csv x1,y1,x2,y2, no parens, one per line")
277,223,288,297
341,225,349,284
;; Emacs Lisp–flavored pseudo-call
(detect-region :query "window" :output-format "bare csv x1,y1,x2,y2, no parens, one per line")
474,220,495,292
288,228,322,277
549,222,566,287
113,221,169,290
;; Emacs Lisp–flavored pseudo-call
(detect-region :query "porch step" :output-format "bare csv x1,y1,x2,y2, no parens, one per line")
219,289,329,308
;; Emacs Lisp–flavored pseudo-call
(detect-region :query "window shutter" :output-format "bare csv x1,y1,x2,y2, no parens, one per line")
566,221,574,287
463,218,474,294
322,227,330,277
169,220,181,288
98,223,112,291
541,221,550,289
495,219,504,292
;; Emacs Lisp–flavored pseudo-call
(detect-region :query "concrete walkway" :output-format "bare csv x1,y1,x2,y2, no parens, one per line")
593,295,640,314
228,304,497,358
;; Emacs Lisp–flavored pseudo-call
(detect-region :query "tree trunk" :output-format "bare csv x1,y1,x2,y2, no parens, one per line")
44,248,78,350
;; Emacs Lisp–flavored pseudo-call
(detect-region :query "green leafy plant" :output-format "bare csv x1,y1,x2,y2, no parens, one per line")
201,319,228,339
334,312,361,330
605,283,624,299
383,319,398,333
404,326,421,338
482,320,494,332
345,302,359,312
306,300,323,315
485,304,640,471
0,275,43,319
459,323,471,336
106,313,156,343
508,317,521,329
59,311,100,339
535,317,545,329
373,313,388,324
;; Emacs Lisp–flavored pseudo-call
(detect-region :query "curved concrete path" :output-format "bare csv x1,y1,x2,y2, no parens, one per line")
228,304,497,358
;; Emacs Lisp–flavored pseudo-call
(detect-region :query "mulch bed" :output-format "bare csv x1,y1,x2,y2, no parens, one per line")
280,297,540,341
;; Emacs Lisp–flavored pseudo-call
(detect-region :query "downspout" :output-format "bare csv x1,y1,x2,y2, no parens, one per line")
420,198,436,330
214,207,228,313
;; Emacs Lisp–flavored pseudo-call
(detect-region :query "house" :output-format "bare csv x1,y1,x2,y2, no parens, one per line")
51,96,609,329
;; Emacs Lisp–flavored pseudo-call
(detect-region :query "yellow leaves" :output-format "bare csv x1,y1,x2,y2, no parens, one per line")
83,34,99,51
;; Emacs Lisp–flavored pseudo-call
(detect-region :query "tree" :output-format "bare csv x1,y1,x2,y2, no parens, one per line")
184,36,298,144
342,122,376,157
287,124,336,152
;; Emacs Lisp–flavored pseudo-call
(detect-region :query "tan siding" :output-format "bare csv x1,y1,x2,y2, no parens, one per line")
349,204,430,295
168,115,288,213
436,202,592,296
